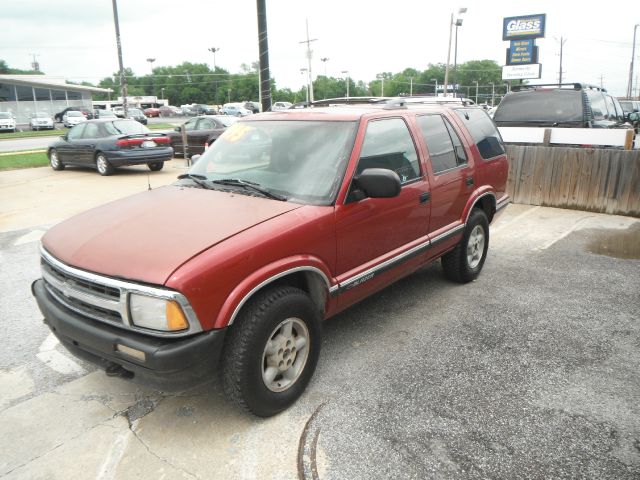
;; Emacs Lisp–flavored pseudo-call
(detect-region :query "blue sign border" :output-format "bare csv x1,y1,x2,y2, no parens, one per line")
502,14,546,41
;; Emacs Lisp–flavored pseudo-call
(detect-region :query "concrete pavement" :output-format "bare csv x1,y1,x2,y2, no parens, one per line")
0,164,639,479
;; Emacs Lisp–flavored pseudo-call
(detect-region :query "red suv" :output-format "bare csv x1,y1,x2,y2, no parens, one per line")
32,99,509,416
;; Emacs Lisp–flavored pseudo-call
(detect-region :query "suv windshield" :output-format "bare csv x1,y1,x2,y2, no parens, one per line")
0,112,13,119
494,89,583,125
187,120,357,205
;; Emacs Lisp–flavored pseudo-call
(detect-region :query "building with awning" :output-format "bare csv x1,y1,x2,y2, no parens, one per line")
0,75,112,124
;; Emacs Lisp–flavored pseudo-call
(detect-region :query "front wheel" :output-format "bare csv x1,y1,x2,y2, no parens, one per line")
221,286,321,417
147,161,164,171
441,208,489,283
96,153,114,176
49,149,65,171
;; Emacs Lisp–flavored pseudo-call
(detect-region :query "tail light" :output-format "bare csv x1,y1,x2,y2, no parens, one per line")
116,136,170,147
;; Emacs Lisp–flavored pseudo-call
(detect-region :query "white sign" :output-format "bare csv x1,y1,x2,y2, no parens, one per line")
502,64,541,80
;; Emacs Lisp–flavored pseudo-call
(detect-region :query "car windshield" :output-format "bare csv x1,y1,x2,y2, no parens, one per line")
0,112,11,119
100,111,117,117
67,111,83,117
103,120,150,135
34,112,49,117
129,109,143,115
187,120,357,205
494,89,583,124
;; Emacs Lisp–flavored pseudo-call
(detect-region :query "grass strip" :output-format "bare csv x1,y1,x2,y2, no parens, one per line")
0,129,66,140
0,151,49,170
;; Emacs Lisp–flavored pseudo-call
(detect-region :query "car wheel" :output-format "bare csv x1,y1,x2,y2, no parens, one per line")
441,208,489,283
96,153,114,176
48,149,65,171
147,162,164,171
221,286,321,417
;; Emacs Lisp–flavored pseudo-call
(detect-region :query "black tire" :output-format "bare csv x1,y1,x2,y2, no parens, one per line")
147,161,164,171
96,153,114,176
48,149,65,171
442,208,490,283
221,286,321,417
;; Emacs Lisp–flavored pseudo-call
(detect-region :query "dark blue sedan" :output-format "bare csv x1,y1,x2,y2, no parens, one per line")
47,119,174,176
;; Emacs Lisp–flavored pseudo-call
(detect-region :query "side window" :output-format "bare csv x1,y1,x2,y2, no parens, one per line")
454,108,505,160
444,119,467,166
587,91,607,120
82,123,100,139
604,95,617,120
356,118,420,184
184,120,197,131
198,119,214,130
418,115,458,174
67,123,85,140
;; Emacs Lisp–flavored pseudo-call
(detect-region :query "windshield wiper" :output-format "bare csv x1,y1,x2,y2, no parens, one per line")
212,178,287,201
177,173,215,190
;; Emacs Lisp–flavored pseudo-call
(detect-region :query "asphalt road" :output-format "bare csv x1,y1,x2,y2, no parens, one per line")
0,116,185,153
0,165,639,479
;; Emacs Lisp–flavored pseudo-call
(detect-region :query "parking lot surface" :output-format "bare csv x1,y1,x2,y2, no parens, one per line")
0,164,638,479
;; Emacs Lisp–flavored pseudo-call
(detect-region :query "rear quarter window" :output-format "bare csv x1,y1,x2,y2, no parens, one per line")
454,109,505,160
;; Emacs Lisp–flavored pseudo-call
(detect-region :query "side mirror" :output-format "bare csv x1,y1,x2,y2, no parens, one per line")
60,135,68,141
174,126,181,132
354,168,401,199
629,112,639,122
190,154,202,165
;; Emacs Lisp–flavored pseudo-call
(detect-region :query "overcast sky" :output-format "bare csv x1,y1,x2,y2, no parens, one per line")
1,0,638,97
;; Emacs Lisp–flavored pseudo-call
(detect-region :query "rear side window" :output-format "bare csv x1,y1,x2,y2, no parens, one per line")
587,91,607,120
454,109,505,160
418,115,464,174
493,90,583,124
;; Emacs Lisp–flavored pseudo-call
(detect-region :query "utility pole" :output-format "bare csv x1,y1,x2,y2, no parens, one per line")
111,0,128,116
29,53,40,72
628,24,639,98
256,0,272,112
556,36,567,86
299,19,317,103
208,47,220,70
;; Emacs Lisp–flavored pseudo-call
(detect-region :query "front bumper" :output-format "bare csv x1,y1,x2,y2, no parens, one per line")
32,279,226,390
105,147,174,166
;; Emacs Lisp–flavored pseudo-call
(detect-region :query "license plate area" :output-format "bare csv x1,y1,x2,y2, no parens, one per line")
141,140,157,148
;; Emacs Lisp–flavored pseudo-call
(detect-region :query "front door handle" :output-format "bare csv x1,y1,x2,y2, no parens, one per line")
466,176,474,186
419,192,431,203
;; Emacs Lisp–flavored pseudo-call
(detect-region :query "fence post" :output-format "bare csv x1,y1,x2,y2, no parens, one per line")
543,128,552,146
624,129,634,150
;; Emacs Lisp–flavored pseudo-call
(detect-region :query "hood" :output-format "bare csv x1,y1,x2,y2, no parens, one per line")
42,185,301,285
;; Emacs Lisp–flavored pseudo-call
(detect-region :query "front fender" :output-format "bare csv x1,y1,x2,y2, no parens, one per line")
214,255,335,329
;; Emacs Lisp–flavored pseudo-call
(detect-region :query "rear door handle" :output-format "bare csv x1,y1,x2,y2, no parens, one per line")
419,192,431,203
466,176,474,186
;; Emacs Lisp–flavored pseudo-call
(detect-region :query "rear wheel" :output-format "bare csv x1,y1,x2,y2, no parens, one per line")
96,153,114,176
49,149,64,171
442,208,489,283
221,286,321,417
147,162,164,171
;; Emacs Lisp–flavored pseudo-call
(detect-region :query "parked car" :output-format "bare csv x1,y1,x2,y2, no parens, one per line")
46,119,173,176
29,112,55,130
166,115,237,157
33,98,509,416
159,105,182,117
221,103,252,116
112,107,125,118
0,112,16,132
127,108,148,125
620,100,640,133
63,111,87,128
243,101,261,113
93,109,118,120
271,101,292,111
55,106,93,122
493,83,631,129
144,107,161,118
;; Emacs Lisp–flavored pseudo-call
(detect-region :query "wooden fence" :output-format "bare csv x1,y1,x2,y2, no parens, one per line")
505,145,640,217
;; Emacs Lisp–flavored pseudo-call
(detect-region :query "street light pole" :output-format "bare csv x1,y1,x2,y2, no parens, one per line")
320,57,329,99
208,47,220,70
377,74,385,97
146,58,155,73
474,80,479,104
627,24,639,98
341,70,349,98
444,8,466,98
453,17,464,96
299,19,317,103
490,82,495,106
432,78,438,97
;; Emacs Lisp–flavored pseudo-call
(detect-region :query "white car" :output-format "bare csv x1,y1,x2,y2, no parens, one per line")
63,111,87,128
29,112,54,131
221,103,252,117
271,101,292,111
0,112,17,132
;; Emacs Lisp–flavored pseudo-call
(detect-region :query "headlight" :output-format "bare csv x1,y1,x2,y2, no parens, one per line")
129,293,189,331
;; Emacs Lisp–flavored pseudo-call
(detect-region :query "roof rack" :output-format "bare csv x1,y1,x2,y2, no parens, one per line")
511,83,607,92
309,97,390,107
307,96,475,109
